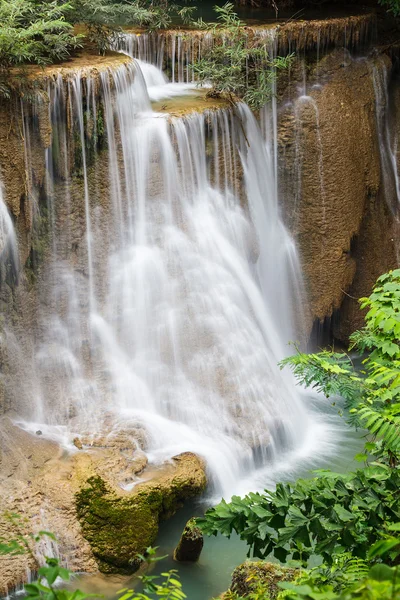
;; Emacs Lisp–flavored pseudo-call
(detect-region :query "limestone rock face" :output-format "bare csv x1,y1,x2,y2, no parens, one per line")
173,517,204,562
278,50,399,341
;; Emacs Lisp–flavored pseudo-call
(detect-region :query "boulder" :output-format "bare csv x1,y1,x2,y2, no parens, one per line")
222,561,298,599
75,452,207,574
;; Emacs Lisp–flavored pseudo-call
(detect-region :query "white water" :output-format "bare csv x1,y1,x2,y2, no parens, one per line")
372,57,400,211
10,56,341,500
0,181,18,274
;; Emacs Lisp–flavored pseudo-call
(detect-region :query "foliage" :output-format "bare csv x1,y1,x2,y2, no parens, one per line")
379,0,400,16
67,0,195,55
117,547,186,600
0,0,196,74
1,518,184,600
128,0,197,32
0,0,80,70
198,269,400,599
281,269,400,466
278,525,400,600
192,2,293,110
198,465,400,566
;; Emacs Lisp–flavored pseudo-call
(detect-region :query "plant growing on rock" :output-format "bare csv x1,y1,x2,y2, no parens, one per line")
192,2,293,110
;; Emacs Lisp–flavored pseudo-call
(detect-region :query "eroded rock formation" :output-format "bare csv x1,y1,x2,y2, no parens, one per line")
278,50,399,341
0,417,206,593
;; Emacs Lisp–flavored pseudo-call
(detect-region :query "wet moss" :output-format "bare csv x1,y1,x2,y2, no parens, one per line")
72,103,107,178
76,476,160,573
24,195,50,284
223,561,298,600
76,456,207,574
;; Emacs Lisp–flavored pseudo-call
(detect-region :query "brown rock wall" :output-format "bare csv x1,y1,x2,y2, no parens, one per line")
278,50,399,341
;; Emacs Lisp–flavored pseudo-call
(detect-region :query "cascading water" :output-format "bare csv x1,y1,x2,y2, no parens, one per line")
0,183,18,276
9,52,338,500
371,57,400,212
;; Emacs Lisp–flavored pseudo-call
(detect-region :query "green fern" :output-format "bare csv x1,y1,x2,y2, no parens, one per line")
281,270,400,465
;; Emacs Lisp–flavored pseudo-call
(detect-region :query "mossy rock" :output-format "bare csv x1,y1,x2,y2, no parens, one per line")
75,452,206,574
222,561,298,599
173,517,204,562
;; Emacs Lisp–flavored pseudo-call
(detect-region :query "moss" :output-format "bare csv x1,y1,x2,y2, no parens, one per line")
24,195,50,284
223,561,298,600
76,476,160,574
72,103,107,178
174,517,203,562
75,455,207,574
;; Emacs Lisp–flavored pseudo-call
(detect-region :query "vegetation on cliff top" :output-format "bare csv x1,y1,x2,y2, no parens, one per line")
259,0,400,17
0,0,196,75
192,2,293,109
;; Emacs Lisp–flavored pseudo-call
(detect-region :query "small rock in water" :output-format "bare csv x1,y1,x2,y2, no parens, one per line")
173,518,203,562
73,437,83,450
36,430,42,436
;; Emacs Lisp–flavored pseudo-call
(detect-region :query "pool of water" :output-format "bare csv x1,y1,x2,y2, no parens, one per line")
76,391,364,600
173,0,373,26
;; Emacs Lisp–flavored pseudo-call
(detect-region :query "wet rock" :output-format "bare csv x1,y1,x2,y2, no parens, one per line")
73,437,83,450
35,430,42,435
0,419,206,593
173,518,204,562
278,50,398,342
75,452,207,574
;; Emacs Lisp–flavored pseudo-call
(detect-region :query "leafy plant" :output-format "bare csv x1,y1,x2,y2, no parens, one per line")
198,269,400,599
192,2,293,109
281,269,400,466
198,466,400,567
278,526,400,600
0,0,80,70
379,0,400,16
117,547,186,600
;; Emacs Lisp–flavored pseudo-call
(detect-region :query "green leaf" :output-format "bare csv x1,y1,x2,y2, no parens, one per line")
369,563,395,582
333,505,354,522
354,453,368,462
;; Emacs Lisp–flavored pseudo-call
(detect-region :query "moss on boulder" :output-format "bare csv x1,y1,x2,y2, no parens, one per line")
222,561,297,599
75,452,206,574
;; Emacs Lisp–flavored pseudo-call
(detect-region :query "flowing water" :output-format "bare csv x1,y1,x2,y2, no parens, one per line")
14,56,338,499
0,181,18,279
1,40,369,598
371,57,400,213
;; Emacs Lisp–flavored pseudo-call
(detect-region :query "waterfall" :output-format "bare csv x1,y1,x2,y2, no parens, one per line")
9,54,337,499
0,181,18,280
371,58,400,212
114,31,215,84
